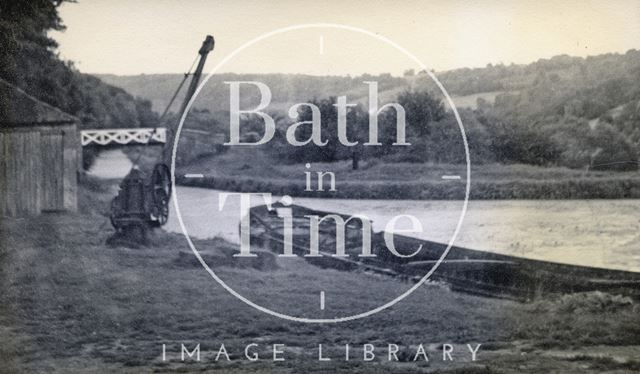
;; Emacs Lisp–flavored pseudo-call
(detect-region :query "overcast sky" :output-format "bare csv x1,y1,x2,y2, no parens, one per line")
51,0,640,76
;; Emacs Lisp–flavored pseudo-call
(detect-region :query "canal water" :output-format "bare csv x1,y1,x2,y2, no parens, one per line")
91,150,640,272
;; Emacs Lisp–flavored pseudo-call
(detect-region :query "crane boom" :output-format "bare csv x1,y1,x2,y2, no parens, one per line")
162,35,215,163
177,35,215,119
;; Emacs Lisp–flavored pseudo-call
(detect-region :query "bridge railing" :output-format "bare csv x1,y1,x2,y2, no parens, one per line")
80,128,167,146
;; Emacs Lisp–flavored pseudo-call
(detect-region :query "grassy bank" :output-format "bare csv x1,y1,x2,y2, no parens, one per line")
176,149,640,199
0,177,639,372
177,173,640,200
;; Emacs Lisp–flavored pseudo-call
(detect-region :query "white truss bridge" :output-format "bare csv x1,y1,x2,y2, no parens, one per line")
80,128,167,146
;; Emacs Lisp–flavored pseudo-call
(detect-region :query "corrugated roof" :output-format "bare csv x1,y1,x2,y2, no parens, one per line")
0,78,78,126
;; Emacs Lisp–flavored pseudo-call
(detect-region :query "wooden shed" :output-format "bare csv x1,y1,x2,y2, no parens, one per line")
0,78,79,216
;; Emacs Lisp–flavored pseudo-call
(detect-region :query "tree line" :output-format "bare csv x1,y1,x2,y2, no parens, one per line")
0,1,159,168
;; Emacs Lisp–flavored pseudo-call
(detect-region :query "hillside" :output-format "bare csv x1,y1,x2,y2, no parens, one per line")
98,50,640,117
100,50,640,172
97,73,409,114
96,71,510,114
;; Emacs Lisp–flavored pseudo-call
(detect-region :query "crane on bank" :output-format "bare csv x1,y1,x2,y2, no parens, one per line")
105,35,215,244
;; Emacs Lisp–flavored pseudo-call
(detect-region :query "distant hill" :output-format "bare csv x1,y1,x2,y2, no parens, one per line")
98,49,640,119
97,73,410,114
100,50,640,171
97,71,510,114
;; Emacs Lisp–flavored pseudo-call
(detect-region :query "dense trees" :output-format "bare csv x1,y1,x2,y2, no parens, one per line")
1,0,158,169
476,51,640,170
264,98,367,163
0,0,157,130
244,82,638,170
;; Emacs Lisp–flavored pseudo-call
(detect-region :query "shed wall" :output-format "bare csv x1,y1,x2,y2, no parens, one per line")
0,123,78,217
0,130,42,216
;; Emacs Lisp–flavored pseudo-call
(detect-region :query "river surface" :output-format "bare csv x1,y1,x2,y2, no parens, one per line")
92,150,640,272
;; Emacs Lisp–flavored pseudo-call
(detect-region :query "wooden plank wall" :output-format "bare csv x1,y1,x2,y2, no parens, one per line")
0,123,78,217
41,131,64,211
0,130,42,216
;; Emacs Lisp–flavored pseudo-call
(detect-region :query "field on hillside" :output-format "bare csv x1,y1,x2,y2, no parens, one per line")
0,178,639,373
175,148,640,199
180,147,627,180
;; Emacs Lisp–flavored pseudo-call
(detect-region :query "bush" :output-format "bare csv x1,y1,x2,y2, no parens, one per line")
533,292,634,314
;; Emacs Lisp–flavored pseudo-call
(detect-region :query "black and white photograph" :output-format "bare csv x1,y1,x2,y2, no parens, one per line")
1,1,640,372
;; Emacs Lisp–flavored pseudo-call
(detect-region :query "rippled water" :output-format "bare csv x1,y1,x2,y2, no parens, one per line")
90,150,640,272
167,187,640,272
